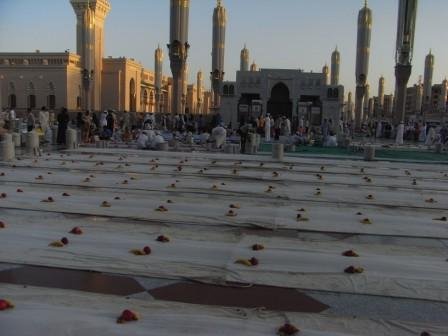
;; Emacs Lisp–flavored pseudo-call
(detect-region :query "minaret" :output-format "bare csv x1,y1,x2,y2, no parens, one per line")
415,76,423,115
394,0,418,143
250,61,258,72
211,0,227,109
378,76,385,108
240,45,250,71
197,70,204,114
347,91,353,120
168,0,190,115
354,0,372,129
331,47,340,85
70,0,111,111
155,45,164,112
422,50,434,116
322,64,329,86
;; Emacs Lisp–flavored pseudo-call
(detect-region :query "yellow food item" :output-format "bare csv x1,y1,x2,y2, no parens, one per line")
49,241,64,247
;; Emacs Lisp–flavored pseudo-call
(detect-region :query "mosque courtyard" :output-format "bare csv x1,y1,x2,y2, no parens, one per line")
0,148,447,335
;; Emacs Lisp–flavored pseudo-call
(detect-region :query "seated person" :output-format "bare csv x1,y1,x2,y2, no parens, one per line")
99,126,112,140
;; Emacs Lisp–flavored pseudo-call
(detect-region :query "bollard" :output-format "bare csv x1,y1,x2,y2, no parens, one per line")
224,144,233,154
12,133,21,147
245,134,256,154
26,131,39,156
185,134,194,145
66,129,78,149
52,126,58,145
272,143,284,161
364,145,375,161
156,142,169,151
0,135,15,161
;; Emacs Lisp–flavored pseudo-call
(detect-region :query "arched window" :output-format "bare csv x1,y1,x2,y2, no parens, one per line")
333,88,339,98
149,91,155,112
8,94,17,109
76,96,82,109
47,95,56,109
223,85,229,95
229,85,235,96
143,89,148,112
28,95,36,109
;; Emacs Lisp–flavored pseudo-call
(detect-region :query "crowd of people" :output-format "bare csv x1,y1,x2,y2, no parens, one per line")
1,107,448,151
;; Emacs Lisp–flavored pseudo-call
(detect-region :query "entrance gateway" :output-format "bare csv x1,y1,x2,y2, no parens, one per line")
267,82,292,119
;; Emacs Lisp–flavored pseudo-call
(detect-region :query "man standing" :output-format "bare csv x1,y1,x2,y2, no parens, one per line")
57,108,70,145
264,114,271,142
39,106,50,138
26,108,36,132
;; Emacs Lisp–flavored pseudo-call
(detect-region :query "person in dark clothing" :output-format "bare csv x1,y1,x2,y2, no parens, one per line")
91,113,99,134
76,112,84,129
106,112,115,133
239,122,251,154
100,126,112,140
26,108,35,132
57,108,70,145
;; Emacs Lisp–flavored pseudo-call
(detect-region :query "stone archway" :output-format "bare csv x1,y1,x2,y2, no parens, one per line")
267,82,292,119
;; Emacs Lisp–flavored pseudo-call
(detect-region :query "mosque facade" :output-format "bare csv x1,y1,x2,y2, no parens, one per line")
220,58,345,128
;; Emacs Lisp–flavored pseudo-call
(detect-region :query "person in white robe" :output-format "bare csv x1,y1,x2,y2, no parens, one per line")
136,131,148,149
419,123,427,143
376,121,382,138
284,117,291,136
264,114,271,142
39,107,50,138
100,111,108,130
425,127,436,147
211,125,227,148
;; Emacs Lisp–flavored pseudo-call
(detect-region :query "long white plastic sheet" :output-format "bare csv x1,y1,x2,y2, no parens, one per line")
0,284,445,336
0,168,447,237
1,210,447,302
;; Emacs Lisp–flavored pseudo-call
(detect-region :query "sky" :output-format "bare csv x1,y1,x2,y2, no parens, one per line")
0,0,447,97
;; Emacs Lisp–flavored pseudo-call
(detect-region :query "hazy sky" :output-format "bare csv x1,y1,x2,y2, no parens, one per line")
1,0,447,97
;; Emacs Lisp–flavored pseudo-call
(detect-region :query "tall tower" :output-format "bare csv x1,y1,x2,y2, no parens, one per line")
394,0,418,143
240,45,250,71
155,45,164,112
250,61,258,72
168,0,190,115
347,91,353,120
354,0,372,129
197,70,204,114
70,0,111,111
331,47,340,85
322,64,329,86
378,76,385,108
422,50,434,116
211,0,227,109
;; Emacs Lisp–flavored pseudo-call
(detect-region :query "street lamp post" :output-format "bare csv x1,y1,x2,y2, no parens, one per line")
82,68,94,111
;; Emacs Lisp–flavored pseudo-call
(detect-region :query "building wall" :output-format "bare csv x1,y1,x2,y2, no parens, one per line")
0,52,81,112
